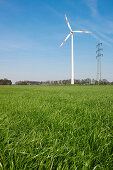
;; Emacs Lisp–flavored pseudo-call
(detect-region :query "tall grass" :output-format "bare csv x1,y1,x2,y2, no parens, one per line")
0,85,113,169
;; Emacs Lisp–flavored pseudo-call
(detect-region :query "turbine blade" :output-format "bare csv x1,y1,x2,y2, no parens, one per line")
73,31,92,33
65,14,72,32
59,33,71,48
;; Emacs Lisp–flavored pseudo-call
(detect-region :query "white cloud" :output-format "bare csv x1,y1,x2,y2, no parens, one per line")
84,0,98,16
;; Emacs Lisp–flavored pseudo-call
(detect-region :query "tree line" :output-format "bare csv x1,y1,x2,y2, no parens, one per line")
1,78,113,85
15,79,113,85
0,78,12,85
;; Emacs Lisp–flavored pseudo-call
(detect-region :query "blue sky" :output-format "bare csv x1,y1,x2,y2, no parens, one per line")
0,0,113,83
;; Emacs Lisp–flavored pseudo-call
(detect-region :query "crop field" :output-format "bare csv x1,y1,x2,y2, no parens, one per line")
0,85,113,169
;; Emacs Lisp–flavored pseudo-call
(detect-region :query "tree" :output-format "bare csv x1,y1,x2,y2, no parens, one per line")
0,78,12,85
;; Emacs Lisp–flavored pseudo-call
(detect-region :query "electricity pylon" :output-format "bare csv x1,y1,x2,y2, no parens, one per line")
96,40,103,82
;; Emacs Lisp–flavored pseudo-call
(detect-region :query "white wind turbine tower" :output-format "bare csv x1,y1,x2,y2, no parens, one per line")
59,14,92,84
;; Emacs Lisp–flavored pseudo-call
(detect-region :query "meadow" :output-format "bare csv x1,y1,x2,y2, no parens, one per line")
0,85,113,169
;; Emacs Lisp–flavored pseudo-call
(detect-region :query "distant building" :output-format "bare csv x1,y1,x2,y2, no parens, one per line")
27,81,40,85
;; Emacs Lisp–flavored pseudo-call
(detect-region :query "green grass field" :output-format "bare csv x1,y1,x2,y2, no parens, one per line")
0,85,113,169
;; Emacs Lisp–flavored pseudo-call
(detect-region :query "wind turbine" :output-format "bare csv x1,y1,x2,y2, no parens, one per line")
59,14,92,84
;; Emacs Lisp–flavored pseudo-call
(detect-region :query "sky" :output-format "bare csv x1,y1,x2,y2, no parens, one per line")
0,0,113,83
